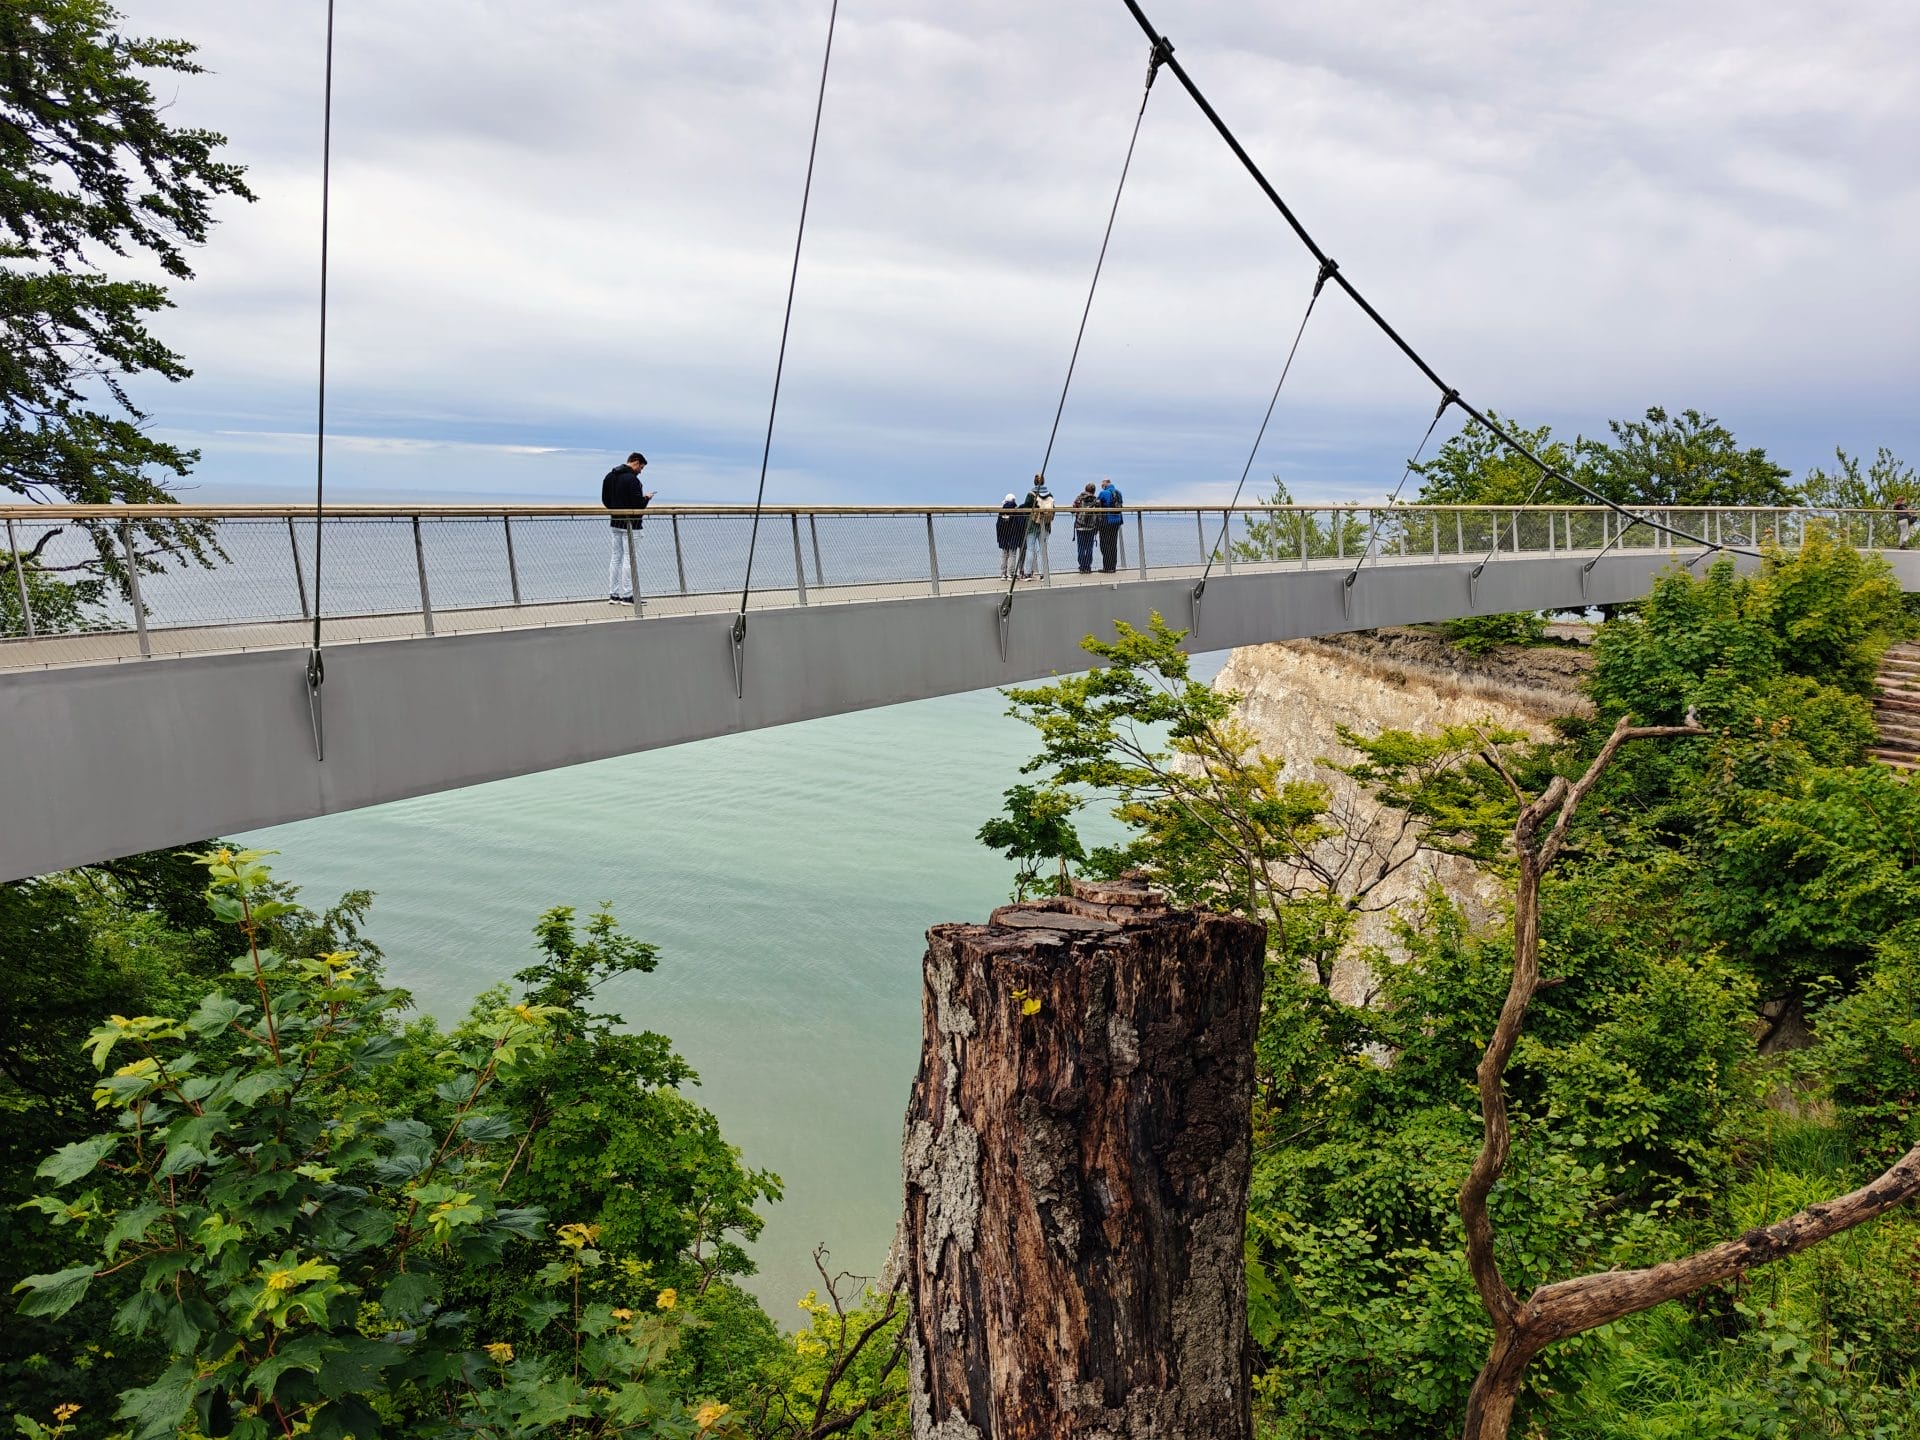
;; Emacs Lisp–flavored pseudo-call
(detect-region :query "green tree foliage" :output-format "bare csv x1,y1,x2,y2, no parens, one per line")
1578,532,1911,993
1576,406,1799,509
4,851,840,1440
975,783,1084,900
1230,477,1367,563
1441,612,1549,655
0,848,379,1426
1,0,251,614
1411,413,1574,507
1801,447,1917,512
987,614,1360,968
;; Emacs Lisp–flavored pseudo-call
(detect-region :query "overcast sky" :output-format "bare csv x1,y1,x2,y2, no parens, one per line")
125,0,1920,505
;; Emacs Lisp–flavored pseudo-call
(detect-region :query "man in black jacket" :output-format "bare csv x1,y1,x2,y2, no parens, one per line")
602,452,652,602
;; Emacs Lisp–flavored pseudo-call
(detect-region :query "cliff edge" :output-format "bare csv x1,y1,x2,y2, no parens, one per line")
1215,626,1592,1003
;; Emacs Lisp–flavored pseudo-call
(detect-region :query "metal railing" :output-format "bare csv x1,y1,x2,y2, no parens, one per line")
0,502,1904,667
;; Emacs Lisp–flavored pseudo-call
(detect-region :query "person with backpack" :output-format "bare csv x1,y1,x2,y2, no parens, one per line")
1019,474,1054,580
1071,482,1101,573
995,493,1024,579
601,451,653,602
1095,476,1124,572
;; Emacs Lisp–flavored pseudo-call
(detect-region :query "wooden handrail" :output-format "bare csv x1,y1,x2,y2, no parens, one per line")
0,502,1896,522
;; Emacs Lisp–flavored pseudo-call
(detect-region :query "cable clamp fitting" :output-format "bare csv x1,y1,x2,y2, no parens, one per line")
1435,387,1459,421
1146,36,1173,88
303,647,326,763
1313,258,1339,296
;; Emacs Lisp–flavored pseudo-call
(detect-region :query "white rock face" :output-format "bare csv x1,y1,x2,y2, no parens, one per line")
1214,629,1592,1005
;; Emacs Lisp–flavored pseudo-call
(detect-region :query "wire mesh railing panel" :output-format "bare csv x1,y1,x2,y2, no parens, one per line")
504,514,620,604
2,516,106,640
803,513,938,591
419,517,516,612
303,517,426,620
135,518,304,630
930,511,1016,583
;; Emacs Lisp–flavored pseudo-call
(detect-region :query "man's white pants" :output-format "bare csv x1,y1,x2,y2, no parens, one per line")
609,529,634,598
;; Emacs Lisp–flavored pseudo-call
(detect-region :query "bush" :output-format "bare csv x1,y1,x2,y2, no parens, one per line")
1443,611,1548,654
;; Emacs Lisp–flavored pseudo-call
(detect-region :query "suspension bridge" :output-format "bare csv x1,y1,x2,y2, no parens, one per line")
3,500,1912,883
0,0,1879,881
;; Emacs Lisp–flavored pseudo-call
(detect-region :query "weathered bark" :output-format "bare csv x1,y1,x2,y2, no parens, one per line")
902,875,1265,1440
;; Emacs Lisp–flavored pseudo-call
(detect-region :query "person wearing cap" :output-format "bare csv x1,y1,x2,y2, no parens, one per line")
995,492,1024,579
601,451,653,602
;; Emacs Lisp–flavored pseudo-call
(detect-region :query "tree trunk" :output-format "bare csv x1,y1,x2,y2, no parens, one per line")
901,875,1266,1440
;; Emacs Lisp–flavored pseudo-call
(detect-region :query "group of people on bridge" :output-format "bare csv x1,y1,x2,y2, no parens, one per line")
996,474,1126,581
599,452,1127,597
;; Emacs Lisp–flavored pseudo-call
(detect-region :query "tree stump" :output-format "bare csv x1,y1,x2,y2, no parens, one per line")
901,875,1265,1440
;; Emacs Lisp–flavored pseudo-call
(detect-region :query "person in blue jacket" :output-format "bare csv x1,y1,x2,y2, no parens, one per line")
1095,477,1124,572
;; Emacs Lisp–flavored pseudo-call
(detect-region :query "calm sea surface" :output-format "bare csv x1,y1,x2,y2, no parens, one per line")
239,656,1223,1314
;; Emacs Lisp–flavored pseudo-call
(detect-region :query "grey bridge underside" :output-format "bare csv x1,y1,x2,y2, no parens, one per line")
7,548,1915,882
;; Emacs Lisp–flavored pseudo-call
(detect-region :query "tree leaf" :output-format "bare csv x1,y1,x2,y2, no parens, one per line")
35,1133,118,1188
102,1202,168,1260
12,1265,94,1319
156,1144,210,1179
317,1335,403,1398
246,1335,328,1402
187,992,244,1036
379,1271,440,1319
457,1111,516,1144
117,1359,202,1440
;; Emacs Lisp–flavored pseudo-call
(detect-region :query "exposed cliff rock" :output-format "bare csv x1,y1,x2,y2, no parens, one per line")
1215,627,1592,1003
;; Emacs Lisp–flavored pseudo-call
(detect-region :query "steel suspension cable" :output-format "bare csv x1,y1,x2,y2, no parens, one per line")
1347,390,1454,586
1113,0,1755,561
304,0,338,760
732,0,840,693
1195,258,1334,598
1036,41,1168,492
1002,39,1167,616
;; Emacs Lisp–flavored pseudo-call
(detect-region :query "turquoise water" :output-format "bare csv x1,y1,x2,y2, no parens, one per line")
239,657,1222,1313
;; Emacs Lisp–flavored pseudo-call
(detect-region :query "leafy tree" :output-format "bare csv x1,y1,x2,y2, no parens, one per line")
976,783,1084,901
1,0,252,611
1576,406,1798,510
1410,413,1575,508
1230,477,1366,563
989,615,1367,974
0,847,378,1428
9,850,753,1439
1801,446,1917,512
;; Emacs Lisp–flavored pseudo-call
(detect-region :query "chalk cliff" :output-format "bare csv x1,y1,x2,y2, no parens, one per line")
1215,627,1592,1003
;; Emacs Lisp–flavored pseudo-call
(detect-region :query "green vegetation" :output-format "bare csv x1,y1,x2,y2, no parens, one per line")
3,851,906,1439
982,534,1920,1438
